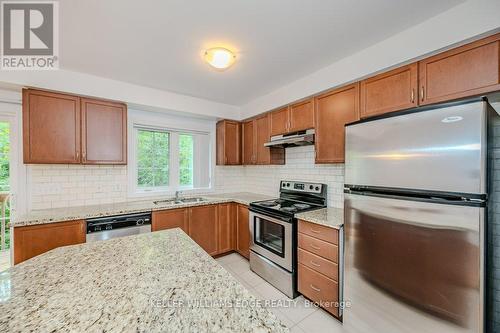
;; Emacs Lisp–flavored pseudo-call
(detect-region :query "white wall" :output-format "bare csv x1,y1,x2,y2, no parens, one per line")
241,0,500,118
0,70,240,120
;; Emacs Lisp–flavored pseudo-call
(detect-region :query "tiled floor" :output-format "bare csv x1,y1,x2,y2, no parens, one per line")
216,252,345,333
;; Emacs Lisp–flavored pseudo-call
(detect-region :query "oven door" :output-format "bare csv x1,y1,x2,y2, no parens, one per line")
249,211,292,272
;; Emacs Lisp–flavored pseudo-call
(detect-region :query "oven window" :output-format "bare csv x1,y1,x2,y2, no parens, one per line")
255,218,285,257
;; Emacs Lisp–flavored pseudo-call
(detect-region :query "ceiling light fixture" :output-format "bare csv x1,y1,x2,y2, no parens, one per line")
204,47,236,70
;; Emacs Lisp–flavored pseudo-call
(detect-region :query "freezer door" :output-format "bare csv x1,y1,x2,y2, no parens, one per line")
345,101,487,194
343,193,484,333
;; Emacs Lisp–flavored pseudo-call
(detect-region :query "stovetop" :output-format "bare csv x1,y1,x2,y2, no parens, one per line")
250,180,327,218
251,198,324,215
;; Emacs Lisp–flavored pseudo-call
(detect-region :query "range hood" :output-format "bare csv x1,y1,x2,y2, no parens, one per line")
264,129,315,148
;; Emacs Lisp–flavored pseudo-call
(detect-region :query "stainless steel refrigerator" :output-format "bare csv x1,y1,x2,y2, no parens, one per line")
343,99,492,333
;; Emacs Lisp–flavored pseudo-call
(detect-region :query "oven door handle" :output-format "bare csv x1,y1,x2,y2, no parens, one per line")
250,211,292,226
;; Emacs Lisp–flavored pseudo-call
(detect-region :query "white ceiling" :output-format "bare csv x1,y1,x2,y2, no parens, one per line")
60,0,464,106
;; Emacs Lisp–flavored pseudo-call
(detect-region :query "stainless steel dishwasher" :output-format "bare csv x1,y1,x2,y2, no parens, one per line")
86,212,152,242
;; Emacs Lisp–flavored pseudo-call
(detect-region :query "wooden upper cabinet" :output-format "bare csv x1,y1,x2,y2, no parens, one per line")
360,63,418,118
23,89,81,164
269,99,314,136
23,89,127,165
216,120,241,165
236,204,250,259
81,98,127,164
255,114,271,165
419,34,500,105
242,120,256,165
14,220,86,264
315,83,360,164
289,98,314,132
189,205,218,256
270,107,289,136
152,208,189,234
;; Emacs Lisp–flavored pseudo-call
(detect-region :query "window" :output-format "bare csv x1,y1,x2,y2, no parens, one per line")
179,134,193,186
137,129,169,189
130,124,211,196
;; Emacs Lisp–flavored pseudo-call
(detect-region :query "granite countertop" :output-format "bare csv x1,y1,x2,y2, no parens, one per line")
296,207,344,229
13,192,273,227
0,229,287,332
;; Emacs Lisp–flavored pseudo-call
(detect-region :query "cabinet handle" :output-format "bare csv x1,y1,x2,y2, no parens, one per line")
82,152,86,161
310,260,321,267
225,156,228,164
310,244,321,250
421,86,425,102
411,89,415,103
310,228,321,234
310,284,321,292
76,151,79,160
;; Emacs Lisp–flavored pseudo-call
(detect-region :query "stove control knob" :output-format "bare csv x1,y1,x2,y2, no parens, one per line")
309,185,314,190
315,186,320,191
286,183,290,187
137,219,144,225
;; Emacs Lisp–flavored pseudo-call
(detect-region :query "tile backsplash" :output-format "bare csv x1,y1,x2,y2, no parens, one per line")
27,145,344,210
28,164,128,210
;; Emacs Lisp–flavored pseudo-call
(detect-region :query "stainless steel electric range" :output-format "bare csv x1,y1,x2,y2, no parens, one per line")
249,180,327,298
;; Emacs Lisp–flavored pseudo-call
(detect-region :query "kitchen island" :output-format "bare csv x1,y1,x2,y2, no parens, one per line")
0,229,287,332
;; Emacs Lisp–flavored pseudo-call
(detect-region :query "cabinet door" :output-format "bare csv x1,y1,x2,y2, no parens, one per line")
152,208,188,233
81,98,127,164
242,120,256,165
419,34,500,106
360,63,418,118
23,89,81,164
189,205,218,256
315,83,360,163
289,98,314,132
216,120,241,165
14,220,86,264
270,107,289,136
218,203,236,254
236,204,250,259
255,114,271,165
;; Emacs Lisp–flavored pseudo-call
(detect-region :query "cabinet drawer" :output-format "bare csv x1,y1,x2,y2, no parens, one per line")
298,233,338,262
298,220,338,244
298,248,338,281
298,263,339,316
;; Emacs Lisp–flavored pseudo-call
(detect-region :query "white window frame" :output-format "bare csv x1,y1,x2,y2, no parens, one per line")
127,109,215,198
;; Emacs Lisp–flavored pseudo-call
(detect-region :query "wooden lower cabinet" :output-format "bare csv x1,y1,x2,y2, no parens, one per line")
152,208,188,233
188,205,218,256
298,219,340,319
218,203,236,254
298,264,339,317
14,220,86,264
153,203,241,257
236,204,250,259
